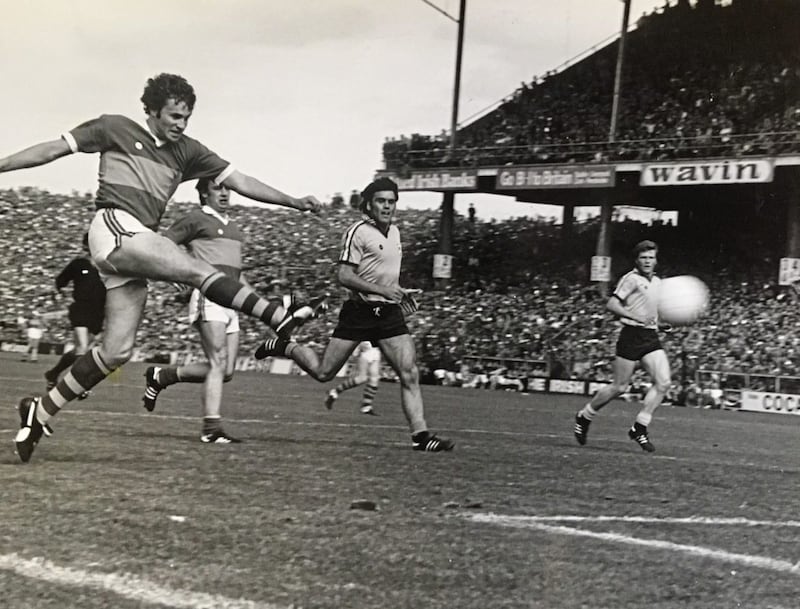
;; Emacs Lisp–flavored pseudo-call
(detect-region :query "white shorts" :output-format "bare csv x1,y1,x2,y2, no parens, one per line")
27,328,43,340
355,346,381,383
88,208,153,290
188,289,239,334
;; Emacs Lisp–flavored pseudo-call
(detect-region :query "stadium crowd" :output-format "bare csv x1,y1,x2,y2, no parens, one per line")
4,2,800,404
2,186,799,404
383,0,800,170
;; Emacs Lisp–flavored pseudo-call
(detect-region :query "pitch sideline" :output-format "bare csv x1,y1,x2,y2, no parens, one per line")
0,552,287,609
464,512,800,576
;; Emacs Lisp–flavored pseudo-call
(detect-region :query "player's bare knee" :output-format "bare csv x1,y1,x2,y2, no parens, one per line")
101,346,132,368
611,383,629,396
654,378,671,393
316,368,339,383
398,365,419,388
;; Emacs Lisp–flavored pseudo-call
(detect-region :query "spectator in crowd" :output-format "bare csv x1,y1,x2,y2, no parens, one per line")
2,177,799,406
382,0,800,169
488,366,525,392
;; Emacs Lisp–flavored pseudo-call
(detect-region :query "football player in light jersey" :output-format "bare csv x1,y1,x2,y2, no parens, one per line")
255,177,454,452
141,179,249,443
325,341,382,415
1,73,327,462
573,240,671,452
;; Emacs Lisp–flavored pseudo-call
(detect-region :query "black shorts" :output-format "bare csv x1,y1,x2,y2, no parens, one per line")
69,302,105,335
615,325,662,361
332,300,409,343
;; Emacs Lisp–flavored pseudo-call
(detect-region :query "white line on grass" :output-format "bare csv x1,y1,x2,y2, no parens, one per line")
0,553,287,609
508,515,800,527
465,513,800,576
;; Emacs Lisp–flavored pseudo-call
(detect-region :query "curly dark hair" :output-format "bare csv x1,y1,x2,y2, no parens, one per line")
140,73,196,115
359,177,399,212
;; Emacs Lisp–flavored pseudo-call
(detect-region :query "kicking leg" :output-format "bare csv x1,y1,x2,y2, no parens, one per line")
107,232,326,337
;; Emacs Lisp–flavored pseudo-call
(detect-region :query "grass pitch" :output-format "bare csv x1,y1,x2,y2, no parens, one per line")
1,353,798,608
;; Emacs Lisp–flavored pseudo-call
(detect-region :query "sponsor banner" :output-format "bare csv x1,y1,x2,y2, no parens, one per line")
377,170,478,191
778,258,800,286
587,381,611,395
496,164,615,190
548,379,587,395
0,342,30,354
432,254,453,279
161,352,350,375
590,256,612,282
524,378,611,395
526,377,548,393
740,391,800,416
640,159,774,186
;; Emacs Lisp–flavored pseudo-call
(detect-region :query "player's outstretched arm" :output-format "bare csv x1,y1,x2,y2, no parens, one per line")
0,139,72,173
223,169,320,213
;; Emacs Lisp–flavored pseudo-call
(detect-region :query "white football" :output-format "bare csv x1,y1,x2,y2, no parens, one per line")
658,275,709,326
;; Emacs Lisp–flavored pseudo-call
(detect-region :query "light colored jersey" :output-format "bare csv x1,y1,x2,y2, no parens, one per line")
338,218,402,304
63,114,232,230
613,269,661,329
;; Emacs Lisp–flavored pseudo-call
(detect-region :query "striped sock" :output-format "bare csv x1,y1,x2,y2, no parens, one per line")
199,272,283,328
39,347,115,422
335,377,359,394
361,383,378,408
579,404,598,420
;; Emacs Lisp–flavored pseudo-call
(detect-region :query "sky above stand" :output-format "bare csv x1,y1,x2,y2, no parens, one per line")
0,0,670,220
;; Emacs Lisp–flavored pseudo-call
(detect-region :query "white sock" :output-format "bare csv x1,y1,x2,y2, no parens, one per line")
35,400,52,425
580,404,598,420
635,412,652,427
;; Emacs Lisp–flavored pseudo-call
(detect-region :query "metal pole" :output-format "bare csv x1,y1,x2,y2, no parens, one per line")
449,0,467,154
435,0,465,289
595,0,631,297
609,0,631,142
